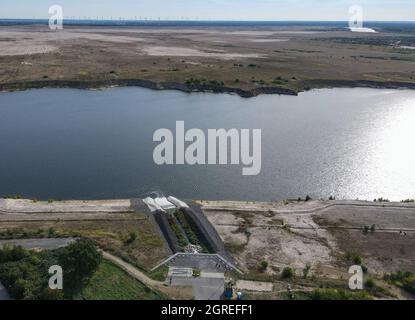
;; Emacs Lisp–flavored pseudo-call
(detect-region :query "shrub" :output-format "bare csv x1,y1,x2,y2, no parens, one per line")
282,267,294,279
259,260,268,273
365,278,375,289
303,264,311,278
353,255,363,265
124,232,137,245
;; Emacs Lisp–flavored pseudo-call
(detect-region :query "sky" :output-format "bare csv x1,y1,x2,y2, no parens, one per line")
1,0,414,21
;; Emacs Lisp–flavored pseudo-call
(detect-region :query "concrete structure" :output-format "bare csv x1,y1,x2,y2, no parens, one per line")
168,267,225,300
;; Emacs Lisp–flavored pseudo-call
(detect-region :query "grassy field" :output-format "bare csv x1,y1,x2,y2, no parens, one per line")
75,259,165,300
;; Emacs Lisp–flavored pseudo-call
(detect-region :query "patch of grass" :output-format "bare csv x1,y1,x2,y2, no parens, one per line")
148,265,168,282
74,260,165,300
310,288,373,300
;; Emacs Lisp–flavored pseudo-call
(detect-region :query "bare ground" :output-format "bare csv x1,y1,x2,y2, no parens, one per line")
200,200,415,279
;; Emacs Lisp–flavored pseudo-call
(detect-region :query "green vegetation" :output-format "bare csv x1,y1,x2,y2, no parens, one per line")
148,265,168,282
0,239,101,300
74,260,164,300
192,268,201,277
175,210,200,247
303,264,311,279
167,215,188,248
282,267,295,279
310,288,373,300
401,199,415,203
123,231,137,245
345,252,363,266
185,78,224,88
258,260,268,273
59,239,102,295
0,215,166,272
384,271,415,295
2,194,22,199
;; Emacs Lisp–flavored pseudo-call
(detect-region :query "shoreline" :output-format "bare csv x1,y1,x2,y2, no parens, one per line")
1,78,415,98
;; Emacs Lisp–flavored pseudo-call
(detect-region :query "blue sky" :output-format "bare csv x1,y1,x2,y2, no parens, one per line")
1,0,414,21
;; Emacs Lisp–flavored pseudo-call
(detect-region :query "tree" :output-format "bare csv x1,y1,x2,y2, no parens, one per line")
58,239,102,293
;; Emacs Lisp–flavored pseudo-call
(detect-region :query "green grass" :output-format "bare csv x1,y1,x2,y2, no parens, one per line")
74,260,165,300
148,265,169,282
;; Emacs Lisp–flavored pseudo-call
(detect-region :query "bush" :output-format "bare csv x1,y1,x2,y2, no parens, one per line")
365,278,375,289
282,267,294,279
345,252,363,265
303,264,311,278
353,255,363,265
124,232,137,245
259,261,268,273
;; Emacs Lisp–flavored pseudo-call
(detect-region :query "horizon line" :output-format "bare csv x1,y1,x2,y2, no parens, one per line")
0,18,414,23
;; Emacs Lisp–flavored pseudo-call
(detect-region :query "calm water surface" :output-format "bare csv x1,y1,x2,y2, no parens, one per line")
0,87,414,201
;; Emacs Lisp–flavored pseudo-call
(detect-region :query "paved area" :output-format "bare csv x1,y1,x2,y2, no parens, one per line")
0,238,76,250
169,267,225,300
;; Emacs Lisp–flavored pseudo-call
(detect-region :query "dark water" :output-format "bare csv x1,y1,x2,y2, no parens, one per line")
0,87,414,201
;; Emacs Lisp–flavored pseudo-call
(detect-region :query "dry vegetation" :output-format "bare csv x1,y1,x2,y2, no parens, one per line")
0,211,166,271
1,26,414,94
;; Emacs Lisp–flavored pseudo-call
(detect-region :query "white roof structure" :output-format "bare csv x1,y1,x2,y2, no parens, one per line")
154,197,177,211
167,196,189,209
143,196,189,212
142,197,164,212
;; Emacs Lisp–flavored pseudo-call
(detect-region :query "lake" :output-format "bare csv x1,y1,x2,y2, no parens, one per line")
0,87,414,201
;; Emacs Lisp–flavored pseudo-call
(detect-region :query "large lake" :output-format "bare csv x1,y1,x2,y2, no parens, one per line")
0,87,414,201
